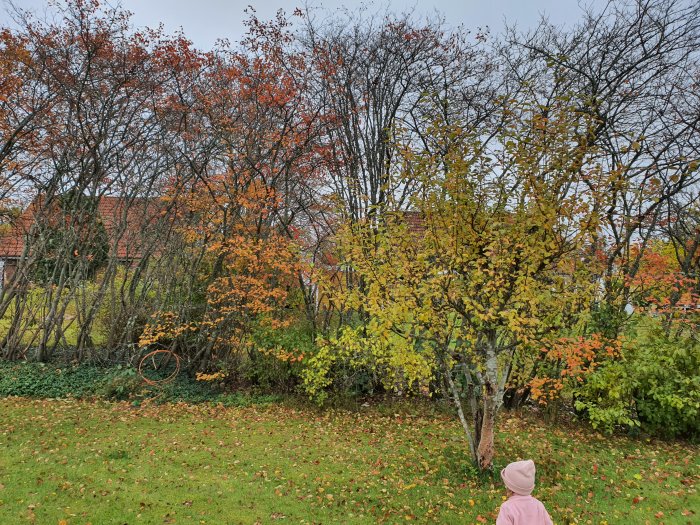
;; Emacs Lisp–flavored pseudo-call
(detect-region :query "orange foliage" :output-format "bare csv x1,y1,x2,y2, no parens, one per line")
625,243,699,324
138,11,324,363
141,174,303,356
530,334,623,405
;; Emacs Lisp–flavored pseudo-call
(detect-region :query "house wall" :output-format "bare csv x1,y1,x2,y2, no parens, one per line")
0,258,17,288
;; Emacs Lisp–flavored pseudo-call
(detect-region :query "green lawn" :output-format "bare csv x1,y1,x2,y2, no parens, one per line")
0,398,697,524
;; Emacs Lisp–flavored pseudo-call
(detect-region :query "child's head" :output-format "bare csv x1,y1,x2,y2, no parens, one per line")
500,459,536,496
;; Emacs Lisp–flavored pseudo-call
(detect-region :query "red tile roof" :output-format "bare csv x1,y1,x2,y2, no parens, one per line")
0,195,159,260
0,200,39,258
97,196,159,259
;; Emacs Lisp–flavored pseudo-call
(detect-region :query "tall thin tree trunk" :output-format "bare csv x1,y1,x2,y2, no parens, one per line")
441,355,477,463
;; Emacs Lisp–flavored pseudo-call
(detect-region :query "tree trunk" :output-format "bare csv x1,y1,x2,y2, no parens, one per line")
476,339,504,470
477,386,498,470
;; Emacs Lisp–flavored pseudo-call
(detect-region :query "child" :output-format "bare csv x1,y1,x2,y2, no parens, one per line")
496,459,553,525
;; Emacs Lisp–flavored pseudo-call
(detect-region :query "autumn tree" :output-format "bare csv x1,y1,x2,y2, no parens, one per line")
0,0,182,360
508,0,700,334
305,96,605,469
660,191,700,328
139,10,321,372
0,27,44,218
140,175,302,368
297,8,500,335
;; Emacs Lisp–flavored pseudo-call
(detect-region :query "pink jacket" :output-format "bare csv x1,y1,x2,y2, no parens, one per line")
496,494,553,525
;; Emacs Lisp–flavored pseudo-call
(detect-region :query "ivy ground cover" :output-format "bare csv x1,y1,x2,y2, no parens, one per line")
0,398,697,524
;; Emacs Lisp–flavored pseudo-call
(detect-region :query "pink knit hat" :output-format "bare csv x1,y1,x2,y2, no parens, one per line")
501,459,536,495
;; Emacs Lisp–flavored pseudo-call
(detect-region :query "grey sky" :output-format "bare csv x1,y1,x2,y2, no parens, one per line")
5,1,605,48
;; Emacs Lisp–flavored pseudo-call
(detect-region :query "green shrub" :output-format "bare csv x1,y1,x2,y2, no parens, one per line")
589,301,629,339
572,323,700,439
630,330,699,438
32,192,110,285
572,360,640,432
243,321,315,392
99,367,143,400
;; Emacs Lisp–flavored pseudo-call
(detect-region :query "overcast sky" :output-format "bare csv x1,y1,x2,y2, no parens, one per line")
3,0,606,48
